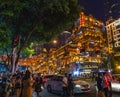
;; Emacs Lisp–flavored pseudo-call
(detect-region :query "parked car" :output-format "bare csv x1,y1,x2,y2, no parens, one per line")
111,74,120,92
43,75,54,83
111,82,120,92
42,75,54,88
46,75,90,94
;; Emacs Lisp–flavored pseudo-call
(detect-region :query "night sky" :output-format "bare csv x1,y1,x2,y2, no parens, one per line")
78,0,105,21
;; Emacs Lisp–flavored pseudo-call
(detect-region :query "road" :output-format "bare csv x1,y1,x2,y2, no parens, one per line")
32,81,120,97
33,88,120,97
33,90,96,97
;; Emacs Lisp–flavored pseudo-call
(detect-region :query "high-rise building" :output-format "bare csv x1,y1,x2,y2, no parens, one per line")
106,18,120,48
69,12,106,54
104,0,120,21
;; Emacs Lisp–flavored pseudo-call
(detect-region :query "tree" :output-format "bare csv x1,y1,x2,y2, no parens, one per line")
21,43,35,58
0,0,82,73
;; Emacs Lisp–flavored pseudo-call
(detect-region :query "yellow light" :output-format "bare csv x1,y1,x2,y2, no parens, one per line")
53,40,57,44
118,66,120,69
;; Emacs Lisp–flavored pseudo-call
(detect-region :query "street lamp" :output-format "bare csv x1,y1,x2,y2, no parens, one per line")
53,40,57,44
117,65,120,73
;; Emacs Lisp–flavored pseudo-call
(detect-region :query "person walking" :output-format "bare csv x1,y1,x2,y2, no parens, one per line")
34,73,43,97
15,76,22,97
1,73,7,97
96,73,105,97
102,72,109,97
105,70,113,97
62,73,69,97
21,70,33,97
5,75,12,97
68,74,74,97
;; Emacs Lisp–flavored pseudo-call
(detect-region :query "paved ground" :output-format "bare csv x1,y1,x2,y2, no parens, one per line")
33,90,96,97
33,90,60,97
33,89,120,97
32,82,120,97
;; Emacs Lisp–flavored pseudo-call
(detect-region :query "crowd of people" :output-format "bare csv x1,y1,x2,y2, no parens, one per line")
0,70,75,97
0,69,114,97
96,70,113,97
0,70,43,97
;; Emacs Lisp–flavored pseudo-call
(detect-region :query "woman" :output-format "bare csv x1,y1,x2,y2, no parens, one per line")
96,73,105,97
68,74,74,97
102,72,109,97
21,70,33,97
97,73,103,91
15,76,21,97
5,75,12,97
34,73,43,97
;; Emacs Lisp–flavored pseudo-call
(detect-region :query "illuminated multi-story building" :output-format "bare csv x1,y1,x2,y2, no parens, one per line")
31,12,107,74
106,18,120,48
63,12,106,73
68,12,106,57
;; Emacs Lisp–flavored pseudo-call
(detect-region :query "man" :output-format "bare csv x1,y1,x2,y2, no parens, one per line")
62,73,69,97
102,72,109,97
35,73,43,97
96,73,104,97
105,70,113,97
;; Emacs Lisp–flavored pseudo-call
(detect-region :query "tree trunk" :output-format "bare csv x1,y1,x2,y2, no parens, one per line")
11,28,35,74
